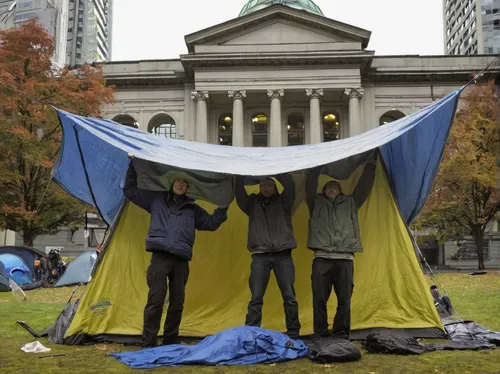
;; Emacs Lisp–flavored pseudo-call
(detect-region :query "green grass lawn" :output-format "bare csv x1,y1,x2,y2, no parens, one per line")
1,272,499,374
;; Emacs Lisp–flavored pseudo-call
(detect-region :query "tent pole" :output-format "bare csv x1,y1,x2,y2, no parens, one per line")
406,228,476,341
72,127,110,229
461,55,500,91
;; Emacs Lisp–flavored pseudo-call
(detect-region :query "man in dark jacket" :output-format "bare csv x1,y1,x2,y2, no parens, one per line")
306,156,376,339
40,254,50,285
235,174,300,338
123,160,228,348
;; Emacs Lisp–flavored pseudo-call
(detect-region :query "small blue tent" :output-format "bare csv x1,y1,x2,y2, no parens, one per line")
0,253,32,285
55,251,97,287
0,246,44,278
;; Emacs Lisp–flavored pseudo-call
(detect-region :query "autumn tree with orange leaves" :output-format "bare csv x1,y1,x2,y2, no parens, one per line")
0,20,114,246
418,81,499,270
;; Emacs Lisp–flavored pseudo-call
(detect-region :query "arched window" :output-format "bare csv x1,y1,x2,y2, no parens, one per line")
148,114,176,138
322,111,340,142
112,114,138,129
252,113,268,147
287,113,305,146
379,110,406,126
218,113,233,146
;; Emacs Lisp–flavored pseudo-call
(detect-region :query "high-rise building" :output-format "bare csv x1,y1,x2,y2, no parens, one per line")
0,0,68,66
66,0,112,67
444,0,500,55
0,1,113,67
0,1,16,29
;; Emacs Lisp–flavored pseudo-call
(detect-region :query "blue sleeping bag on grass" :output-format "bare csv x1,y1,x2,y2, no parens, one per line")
110,326,310,368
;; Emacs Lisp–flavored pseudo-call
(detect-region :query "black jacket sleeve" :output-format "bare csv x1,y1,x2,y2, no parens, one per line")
194,205,228,231
234,175,252,216
352,163,376,209
122,162,155,213
305,166,322,213
276,173,295,212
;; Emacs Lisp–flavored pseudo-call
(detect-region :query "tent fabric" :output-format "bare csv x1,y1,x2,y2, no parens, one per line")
0,273,9,292
54,89,461,224
379,95,459,223
0,254,32,285
10,268,32,285
0,246,44,277
133,159,235,208
65,159,444,340
50,89,463,343
0,261,9,292
54,251,97,288
109,326,310,368
444,320,500,346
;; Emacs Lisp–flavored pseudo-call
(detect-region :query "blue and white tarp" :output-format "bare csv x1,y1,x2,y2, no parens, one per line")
54,88,461,225
109,326,310,368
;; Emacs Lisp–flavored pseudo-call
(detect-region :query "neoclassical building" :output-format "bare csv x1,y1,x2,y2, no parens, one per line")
102,0,497,148
7,0,499,262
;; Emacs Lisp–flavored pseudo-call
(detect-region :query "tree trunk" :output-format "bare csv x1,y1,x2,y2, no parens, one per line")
473,226,486,270
23,225,34,247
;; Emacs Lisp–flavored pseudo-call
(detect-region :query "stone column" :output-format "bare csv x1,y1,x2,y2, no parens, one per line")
191,90,209,143
344,87,364,137
306,89,323,144
267,89,284,147
228,90,246,147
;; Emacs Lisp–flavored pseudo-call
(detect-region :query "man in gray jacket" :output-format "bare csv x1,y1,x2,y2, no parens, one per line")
235,174,300,339
306,155,376,339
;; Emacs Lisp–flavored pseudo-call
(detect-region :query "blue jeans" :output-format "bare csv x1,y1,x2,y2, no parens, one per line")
245,249,301,338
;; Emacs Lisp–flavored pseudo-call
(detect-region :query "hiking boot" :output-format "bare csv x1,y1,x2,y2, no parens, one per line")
161,337,185,346
312,332,331,341
141,337,157,349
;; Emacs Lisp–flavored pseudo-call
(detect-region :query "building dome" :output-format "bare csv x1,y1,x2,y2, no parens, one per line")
239,0,324,17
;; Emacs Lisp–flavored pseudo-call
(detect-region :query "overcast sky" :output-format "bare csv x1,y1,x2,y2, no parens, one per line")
111,0,444,61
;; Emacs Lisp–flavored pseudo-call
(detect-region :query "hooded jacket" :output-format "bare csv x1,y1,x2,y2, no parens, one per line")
235,174,297,253
123,163,227,261
306,163,375,254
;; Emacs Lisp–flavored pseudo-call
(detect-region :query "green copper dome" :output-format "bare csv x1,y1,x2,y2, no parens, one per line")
239,0,324,17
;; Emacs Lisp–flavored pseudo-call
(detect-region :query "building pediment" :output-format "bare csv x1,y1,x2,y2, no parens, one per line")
219,20,348,46
184,4,371,52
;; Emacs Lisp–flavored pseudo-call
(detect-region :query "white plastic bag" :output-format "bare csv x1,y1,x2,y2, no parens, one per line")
9,278,26,300
21,341,51,353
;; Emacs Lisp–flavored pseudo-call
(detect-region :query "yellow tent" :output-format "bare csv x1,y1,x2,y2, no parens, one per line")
65,159,443,341
52,90,461,343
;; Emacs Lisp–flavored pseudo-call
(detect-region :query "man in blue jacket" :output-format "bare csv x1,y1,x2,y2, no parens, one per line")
123,161,228,348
